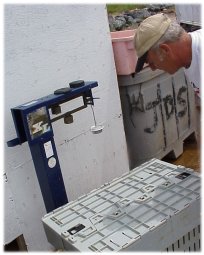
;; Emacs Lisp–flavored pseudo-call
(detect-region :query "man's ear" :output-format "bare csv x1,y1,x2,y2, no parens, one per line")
159,44,171,55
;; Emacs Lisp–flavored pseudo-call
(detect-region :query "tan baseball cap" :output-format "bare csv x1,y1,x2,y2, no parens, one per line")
134,13,171,73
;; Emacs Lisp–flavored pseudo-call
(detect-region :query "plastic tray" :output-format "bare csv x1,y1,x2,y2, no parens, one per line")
42,159,200,251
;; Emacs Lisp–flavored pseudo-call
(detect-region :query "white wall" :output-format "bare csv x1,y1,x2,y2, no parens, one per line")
175,4,201,25
4,4,129,251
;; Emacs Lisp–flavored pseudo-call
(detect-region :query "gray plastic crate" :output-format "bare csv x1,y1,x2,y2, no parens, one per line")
42,159,200,251
118,68,197,169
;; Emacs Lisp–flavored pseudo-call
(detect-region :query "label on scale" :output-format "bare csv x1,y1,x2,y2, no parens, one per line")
44,141,54,158
48,157,56,168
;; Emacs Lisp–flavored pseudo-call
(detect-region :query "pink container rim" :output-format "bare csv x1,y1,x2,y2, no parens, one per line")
111,29,136,42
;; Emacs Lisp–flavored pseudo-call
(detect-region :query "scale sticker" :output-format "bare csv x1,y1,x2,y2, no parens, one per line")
44,141,54,158
27,106,51,140
48,157,56,168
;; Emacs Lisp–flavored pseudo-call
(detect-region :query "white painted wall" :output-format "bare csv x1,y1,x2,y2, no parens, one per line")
175,4,201,25
4,4,129,251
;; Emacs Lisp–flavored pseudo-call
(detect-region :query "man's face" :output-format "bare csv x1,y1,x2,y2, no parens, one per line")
146,48,179,74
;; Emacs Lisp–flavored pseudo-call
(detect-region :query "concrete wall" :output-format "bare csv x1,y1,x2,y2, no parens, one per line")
4,4,129,250
175,4,201,25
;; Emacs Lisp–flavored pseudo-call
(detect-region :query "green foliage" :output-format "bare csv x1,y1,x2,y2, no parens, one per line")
106,4,147,14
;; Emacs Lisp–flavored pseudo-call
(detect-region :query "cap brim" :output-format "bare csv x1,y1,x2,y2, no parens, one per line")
135,52,148,73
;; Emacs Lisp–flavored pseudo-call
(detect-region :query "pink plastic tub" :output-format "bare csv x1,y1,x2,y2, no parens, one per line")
111,29,137,75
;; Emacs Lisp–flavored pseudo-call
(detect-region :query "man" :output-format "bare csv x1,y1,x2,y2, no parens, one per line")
134,13,201,96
